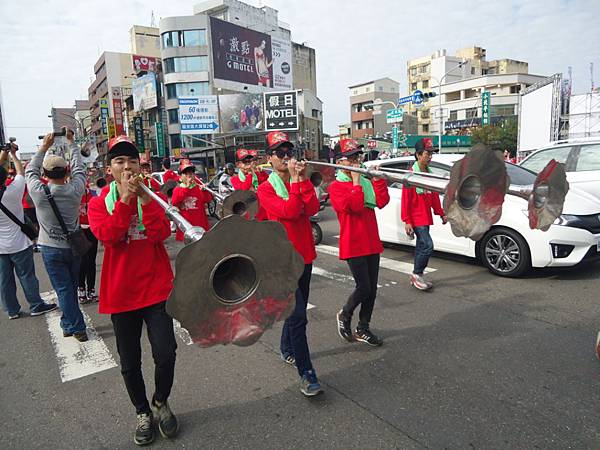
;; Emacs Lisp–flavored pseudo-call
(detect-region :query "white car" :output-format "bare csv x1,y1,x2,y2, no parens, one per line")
519,139,600,199
365,155,600,277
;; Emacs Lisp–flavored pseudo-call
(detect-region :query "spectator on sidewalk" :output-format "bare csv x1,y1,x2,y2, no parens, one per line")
25,130,88,342
0,144,57,319
77,182,98,304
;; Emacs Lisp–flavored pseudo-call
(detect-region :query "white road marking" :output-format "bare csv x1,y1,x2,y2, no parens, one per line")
173,319,193,345
316,244,436,274
40,291,117,383
307,303,316,310
313,266,382,288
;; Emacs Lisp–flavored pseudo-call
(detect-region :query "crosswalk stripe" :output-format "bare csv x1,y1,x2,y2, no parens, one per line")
312,266,382,288
173,319,193,345
316,244,436,274
40,291,118,383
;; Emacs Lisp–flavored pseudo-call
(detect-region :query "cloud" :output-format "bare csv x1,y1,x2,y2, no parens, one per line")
0,0,598,152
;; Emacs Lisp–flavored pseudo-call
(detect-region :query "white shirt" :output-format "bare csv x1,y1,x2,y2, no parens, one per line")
0,175,32,254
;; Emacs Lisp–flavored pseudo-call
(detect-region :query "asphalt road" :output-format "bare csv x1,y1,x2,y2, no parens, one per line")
1,207,599,449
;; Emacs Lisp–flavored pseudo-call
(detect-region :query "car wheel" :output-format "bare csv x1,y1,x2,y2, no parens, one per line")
311,222,323,246
478,227,531,277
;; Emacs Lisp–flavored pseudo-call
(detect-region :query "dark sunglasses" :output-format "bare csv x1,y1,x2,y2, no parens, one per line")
272,148,295,159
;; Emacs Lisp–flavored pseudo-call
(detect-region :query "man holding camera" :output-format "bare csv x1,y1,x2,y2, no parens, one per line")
0,142,56,319
25,130,88,341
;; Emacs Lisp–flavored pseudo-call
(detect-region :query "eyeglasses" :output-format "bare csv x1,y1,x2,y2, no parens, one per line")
272,148,295,159
338,154,360,162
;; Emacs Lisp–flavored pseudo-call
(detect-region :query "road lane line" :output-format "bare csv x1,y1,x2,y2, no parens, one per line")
316,244,436,274
40,291,117,383
313,266,382,288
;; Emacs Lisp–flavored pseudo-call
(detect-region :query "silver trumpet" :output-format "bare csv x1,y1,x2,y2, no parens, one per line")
307,144,569,240
198,181,259,219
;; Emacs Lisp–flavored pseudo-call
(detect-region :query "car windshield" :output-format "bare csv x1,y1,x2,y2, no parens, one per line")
575,144,600,171
520,146,571,173
505,162,537,185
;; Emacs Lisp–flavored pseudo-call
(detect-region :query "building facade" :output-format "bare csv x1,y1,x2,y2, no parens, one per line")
130,25,161,58
348,78,399,139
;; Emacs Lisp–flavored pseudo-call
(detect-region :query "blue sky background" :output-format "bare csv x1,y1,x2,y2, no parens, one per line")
1,0,598,151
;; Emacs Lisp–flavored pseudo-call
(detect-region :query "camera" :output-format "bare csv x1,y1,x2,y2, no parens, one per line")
1,137,16,151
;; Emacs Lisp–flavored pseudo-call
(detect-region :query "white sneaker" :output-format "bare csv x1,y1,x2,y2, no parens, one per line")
410,274,431,291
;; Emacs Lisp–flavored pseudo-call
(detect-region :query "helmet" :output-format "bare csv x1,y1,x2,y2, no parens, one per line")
225,163,235,170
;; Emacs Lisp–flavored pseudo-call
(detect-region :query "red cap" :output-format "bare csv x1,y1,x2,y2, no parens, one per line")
108,135,137,153
422,138,433,150
266,131,293,151
336,139,364,158
236,149,258,161
179,159,195,173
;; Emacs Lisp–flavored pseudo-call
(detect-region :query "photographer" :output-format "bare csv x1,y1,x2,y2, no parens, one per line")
25,130,87,341
0,142,57,319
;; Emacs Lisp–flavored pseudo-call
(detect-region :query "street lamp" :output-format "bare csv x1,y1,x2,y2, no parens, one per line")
431,60,467,153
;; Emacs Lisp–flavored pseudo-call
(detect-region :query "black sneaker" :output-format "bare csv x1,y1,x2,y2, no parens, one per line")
134,412,155,446
151,398,178,439
73,331,89,342
87,289,98,302
30,303,58,316
336,310,354,342
354,328,383,347
8,312,21,320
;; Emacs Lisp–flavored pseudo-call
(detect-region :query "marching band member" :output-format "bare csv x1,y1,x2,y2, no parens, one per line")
257,131,323,397
401,138,448,291
88,136,178,446
329,139,390,346
161,157,179,186
170,159,213,241
232,148,268,220
140,158,161,193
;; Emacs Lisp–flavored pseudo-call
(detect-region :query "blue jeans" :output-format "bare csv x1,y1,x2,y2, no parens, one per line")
41,246,86,334
413,226,434,275
280,264,314,377
0,246,45,316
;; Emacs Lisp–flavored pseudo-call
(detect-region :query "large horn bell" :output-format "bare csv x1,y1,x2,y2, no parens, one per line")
167,215,304,347
443,144,509,240
218,190,259,219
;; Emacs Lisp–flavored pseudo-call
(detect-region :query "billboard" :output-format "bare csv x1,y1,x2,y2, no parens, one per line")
218,93,263,134
271,37,293,90
179,96,220,135
264,91,298,131
111,87,125,136
518,78,558,153
99,98,109,137
210,17,274,88
132,55,158,73
132,73,158,111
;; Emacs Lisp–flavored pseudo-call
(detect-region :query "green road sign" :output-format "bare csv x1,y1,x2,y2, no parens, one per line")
386,108,404,124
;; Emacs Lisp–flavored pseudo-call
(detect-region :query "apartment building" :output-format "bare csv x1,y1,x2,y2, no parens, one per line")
348,78,399,139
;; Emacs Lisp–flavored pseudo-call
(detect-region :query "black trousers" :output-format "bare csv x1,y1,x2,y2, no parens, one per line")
111,301,177,414
342,254,381,330
78,228,98,291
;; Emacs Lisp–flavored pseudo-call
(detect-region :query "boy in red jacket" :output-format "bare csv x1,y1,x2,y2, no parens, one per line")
170,160,212,241
231,149,268,220
88,136,178,446
401,138,448,291
329,139,390,346
257,131,323,397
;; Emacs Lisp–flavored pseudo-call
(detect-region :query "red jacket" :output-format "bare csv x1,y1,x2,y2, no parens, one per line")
231,171,269,220
171,184,212,241
257,178,319,264
79,189,94,226
88,190,174,314
401,185,444,227
329,178,390,260
143,177,162,193
162,170,180,186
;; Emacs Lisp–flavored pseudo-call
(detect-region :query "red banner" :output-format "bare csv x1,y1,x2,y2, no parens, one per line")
111,88,125,136
132,55,158,73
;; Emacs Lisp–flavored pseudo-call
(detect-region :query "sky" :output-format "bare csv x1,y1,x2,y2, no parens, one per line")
0,0,598,153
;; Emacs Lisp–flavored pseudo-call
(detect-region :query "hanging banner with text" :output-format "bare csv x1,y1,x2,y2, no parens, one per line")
99,98,109,137
264,91,299,131
111,88,124,136
482,91,491,125
271,37,293,90
155,122,165,157
178,96,220,135
133,117,145,152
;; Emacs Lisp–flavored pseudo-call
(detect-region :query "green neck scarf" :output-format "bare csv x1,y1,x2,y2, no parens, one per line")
179,182,197,189
105,181,145,231
267,172,289,200
238,171,258,190
336,170,377,209
412,161,433,194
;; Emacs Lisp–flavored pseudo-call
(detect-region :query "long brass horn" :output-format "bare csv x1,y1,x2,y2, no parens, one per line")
139,183,304,347
199,182,259,219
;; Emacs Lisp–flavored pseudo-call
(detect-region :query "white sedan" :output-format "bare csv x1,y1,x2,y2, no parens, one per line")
365,155,600,277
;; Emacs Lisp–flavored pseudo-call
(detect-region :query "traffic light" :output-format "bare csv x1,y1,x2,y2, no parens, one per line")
422,92,437,101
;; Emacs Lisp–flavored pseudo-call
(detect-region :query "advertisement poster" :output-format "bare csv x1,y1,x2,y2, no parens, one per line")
155,122,165,157
132,55,158,73
210,16,273,88
133,117,144,151
179,96,220,135
132,73,158,111
111,87,124,135
264,91,298,131
271,37,293,90
218,93,263,134
99,98,109,137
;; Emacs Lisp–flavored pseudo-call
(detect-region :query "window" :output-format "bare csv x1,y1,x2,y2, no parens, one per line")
366,87,370,92
164,56,208,73
510,85,521,94
311,109,319,118
420,109,429,119
162,31,181,48
379,86,383,91
490,105,515,117
182,29,207,46
169,134,182,148
422,124,429,133
449,110,458,121
471,67,476,75
166,82,210,99
419,64,430,74
575,144,600,171
168,109,179,124
410,67,417,77
411,82,417,90
482,69,489,75
520,147,572,173
466,107,478,119
422,79,429,89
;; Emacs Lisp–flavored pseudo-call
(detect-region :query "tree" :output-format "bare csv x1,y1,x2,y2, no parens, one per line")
471,119,518,156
